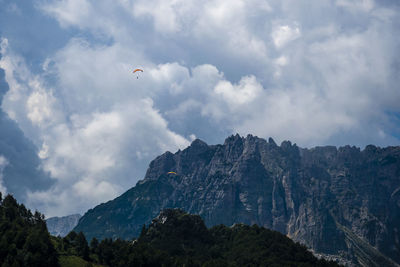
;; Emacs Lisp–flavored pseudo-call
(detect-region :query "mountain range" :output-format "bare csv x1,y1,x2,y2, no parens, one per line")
74,134,400,266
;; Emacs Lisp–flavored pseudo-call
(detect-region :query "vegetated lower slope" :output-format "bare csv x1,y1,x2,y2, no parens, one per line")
0,193,336,266
74,134,400,266
64,209,340,267
0,193,59,267
137,209,339,266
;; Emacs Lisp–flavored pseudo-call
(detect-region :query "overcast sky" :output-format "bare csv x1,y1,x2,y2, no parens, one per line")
0,0,400,217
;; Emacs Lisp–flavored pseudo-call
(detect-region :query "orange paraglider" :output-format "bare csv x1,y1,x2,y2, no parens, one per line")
167,171,177,175
133,68,143,79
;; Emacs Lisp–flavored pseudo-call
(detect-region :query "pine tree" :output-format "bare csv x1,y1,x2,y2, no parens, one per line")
77,231,90,260
0,194,59,267
90,237,99,254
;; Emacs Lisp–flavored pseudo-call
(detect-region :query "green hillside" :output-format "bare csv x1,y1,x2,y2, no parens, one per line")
1,193,339,266
0,193,59,266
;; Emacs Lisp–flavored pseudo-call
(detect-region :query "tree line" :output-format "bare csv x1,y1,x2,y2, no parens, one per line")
1,193,340,266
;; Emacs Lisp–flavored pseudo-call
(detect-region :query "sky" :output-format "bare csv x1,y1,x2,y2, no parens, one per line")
0,0,400,217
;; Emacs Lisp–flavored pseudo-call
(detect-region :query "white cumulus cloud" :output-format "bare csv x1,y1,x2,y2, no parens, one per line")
272,24,301,48
1,0,400,216
214,76,263,106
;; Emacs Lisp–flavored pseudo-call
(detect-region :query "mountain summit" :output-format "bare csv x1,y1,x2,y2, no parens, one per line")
74,134,400,266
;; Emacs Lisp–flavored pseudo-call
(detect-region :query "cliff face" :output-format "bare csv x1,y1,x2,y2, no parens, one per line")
74,135,400,266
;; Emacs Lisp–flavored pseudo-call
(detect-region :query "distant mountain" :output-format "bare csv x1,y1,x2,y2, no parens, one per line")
46,214,81,237
74,134,400,266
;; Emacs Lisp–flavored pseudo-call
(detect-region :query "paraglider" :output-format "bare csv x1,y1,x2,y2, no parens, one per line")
167,171,177,175
133,68,143,79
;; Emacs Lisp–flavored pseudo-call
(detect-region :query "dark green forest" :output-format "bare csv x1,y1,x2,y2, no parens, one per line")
1,194,339,267
0,192,58,267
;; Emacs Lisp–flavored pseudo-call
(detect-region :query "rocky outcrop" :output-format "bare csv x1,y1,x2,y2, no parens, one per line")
46,214,81,237
74,134,400,266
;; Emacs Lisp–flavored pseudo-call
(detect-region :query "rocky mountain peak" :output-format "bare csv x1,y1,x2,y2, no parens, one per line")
364,144,379,154
268,137,277,146
75,135,400,266
223,133,243,144
189,138,209,150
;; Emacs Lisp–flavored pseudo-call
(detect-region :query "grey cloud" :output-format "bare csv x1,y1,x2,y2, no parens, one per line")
37,0,400,147
0,67,54,201
0,0,76,73
1,0,400,216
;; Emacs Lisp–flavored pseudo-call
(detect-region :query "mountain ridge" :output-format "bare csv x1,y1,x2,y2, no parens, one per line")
74,134,400,266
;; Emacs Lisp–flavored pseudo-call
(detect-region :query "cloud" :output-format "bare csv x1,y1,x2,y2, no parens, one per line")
336,0,375,13
1,36,192,216
214,75,263,106
0,155,8,195
40,0,92,29
1,0,400,216
25,98,190,216
132,0,187,33
271,24,301,48
26,85,59,126
0,62,54,203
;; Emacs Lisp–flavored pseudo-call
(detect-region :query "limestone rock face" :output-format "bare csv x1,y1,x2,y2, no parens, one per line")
74,135,400,266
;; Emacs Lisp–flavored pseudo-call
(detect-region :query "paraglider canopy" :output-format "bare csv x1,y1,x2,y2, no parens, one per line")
133,68,143,79
167,171,177,175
